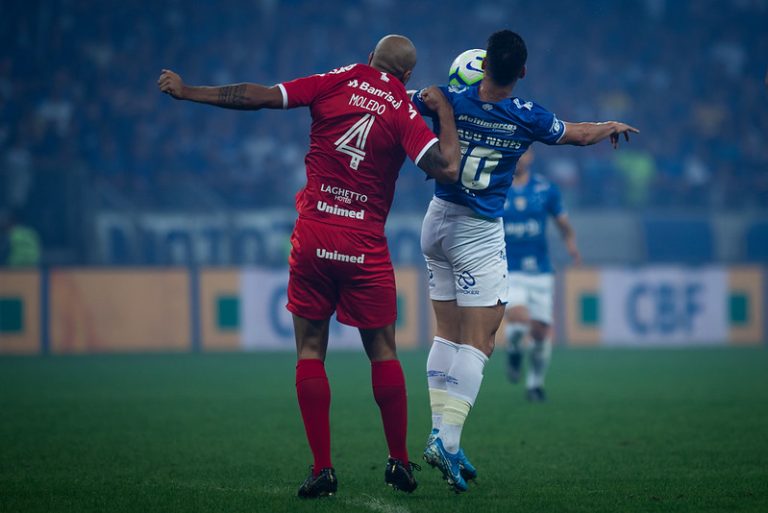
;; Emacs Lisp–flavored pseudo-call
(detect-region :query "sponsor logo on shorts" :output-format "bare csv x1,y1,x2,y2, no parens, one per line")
457,271,480,295
320,183,368,205
316,200,365,220
316,248,365,264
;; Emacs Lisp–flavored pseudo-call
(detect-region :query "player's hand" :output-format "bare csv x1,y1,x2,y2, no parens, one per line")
158,69,186,99
570,247,582,266
609,122,640,149
420,86,449,112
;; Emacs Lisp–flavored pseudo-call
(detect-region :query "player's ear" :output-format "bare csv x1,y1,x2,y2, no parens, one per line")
368,52,374,65
519,65,527,79
401,69,413,85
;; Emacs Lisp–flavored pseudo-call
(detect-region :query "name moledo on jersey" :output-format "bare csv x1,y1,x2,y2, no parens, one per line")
321,183,368,204
316,248,365,264
346,80,402,110
316,200,365,220
349,94,387,115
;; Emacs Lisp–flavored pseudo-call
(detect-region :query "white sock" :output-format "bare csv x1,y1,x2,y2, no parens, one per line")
441,344,488,453
426,337,459,432
505,322,528,355
526,338,552,389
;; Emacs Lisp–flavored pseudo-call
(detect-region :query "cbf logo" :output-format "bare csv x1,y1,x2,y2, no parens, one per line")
457,271,480,295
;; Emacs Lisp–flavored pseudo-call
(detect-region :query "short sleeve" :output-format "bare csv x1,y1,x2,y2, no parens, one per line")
529,102,566,145
278,74,326,109
399,100,439,166
547,182,565,217
410,85,452,117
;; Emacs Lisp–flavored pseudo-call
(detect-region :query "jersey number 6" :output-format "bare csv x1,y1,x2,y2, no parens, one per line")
460,141,502,190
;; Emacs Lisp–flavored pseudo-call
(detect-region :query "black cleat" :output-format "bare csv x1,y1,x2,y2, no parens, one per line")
384,458,421,493
297,466,337,498
526,386,547,402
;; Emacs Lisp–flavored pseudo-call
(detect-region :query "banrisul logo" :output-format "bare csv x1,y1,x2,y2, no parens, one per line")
316,248,365,264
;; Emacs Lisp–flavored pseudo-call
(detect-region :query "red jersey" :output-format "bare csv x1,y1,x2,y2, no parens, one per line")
278,64,438,234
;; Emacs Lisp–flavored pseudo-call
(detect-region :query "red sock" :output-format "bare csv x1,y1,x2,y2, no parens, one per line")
371,359,409,463
296,359,332,475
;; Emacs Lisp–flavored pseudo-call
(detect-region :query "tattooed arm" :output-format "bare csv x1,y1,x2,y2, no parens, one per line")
157,69,283,110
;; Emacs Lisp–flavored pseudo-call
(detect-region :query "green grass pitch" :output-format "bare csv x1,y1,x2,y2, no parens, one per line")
1,347,767,513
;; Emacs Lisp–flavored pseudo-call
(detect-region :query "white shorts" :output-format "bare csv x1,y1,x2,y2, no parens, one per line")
506,272,554,324
421,197,508,307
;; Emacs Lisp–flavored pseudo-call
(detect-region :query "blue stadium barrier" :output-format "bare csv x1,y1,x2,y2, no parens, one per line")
644,219,713,264
745,222,768,263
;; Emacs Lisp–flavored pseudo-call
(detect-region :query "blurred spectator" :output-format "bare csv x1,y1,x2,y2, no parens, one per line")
0,209,41,267
615,150,656,209
0,0,765,217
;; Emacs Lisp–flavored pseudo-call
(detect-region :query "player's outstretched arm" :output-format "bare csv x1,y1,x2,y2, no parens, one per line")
558,121,639,148
554,214,582,266
157,69,283,110
416,87,460,184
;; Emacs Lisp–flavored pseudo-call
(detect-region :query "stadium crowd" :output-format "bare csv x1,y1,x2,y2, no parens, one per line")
1,0,767,215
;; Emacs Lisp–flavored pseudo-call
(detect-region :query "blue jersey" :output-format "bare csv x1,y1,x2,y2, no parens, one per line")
502,173,563,273
412,84,565,218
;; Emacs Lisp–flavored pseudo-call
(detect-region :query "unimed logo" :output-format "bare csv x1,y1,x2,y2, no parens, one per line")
316,248,365,264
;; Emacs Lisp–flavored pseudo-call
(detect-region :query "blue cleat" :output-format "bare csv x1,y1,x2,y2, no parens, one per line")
423,436,468,493
424,429,477,482
456,448,477,481
423,429,440,468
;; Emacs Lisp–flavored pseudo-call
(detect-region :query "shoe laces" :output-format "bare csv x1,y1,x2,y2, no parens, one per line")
390,458,422,472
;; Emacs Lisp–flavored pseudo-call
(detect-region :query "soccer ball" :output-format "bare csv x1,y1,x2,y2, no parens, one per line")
448,49,486,87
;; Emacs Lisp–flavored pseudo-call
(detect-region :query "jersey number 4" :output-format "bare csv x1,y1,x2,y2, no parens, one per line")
335,114,375,170
460,141,502,190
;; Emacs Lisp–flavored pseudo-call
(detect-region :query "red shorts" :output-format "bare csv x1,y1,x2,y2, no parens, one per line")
286,217,397,329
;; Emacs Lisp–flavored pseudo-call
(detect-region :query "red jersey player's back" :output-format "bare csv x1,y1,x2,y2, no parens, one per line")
278,64,438,233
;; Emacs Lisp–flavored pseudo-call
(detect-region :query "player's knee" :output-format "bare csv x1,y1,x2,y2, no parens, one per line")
530,320,550,341
366,343,397,362
297,344,325,360
296,336,327,360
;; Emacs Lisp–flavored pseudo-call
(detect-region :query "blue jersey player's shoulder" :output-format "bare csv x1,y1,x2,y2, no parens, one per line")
530,173,564,217
411,84,471,116
528,172,553,190
502,96,566,145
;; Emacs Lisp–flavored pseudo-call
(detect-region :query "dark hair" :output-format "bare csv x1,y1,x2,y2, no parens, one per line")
485,30,527,86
